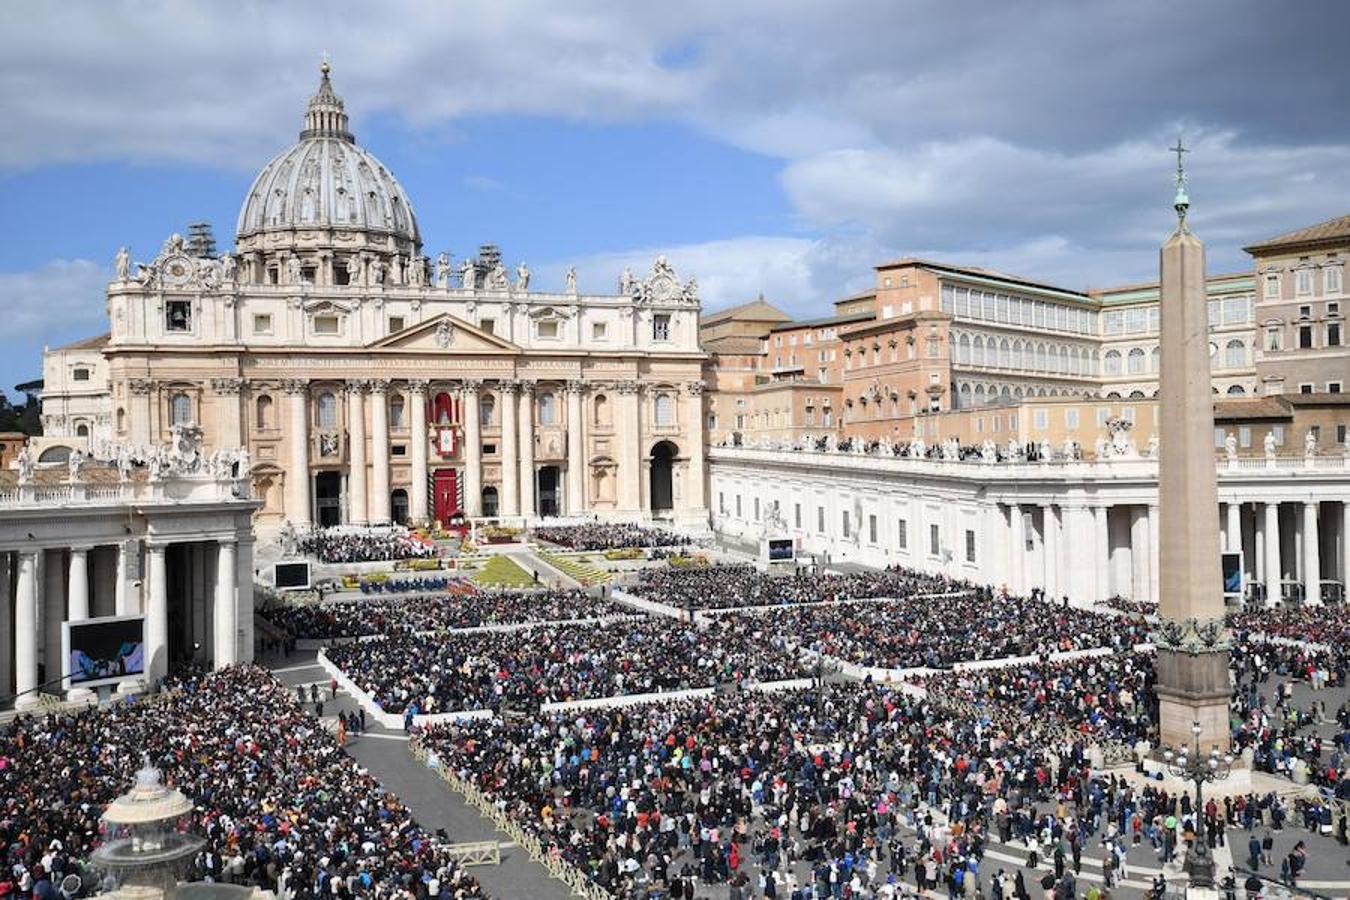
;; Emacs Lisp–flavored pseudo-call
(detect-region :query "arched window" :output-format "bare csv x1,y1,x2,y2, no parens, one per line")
315,392,337,429
593,394,610,427
1227,384,1246,395
974,384,986,405
999,338,1010,368
1036,343,1048,371
1012,340,1024,369
170,392,193,426
1129,390,1146,399
389,394,406,428
1058,345,1068,374
973,336,985,366
433,392,455,425
76,423,89,437
654,393,675,426
480,394,496,427
1104,350,1122,375
1225,339,1246,369
957,334,970,365
1127,348,1146,374
538,391,558,426
1151,346,1161,373
959,383,972,408
255,394,273,429
116,407,125,433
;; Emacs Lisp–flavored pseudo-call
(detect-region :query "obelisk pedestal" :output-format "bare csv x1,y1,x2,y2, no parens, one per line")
1153,168,1231,755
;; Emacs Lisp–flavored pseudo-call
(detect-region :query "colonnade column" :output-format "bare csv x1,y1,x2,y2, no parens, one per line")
1148,503,1160,608
1225,502,1242,553
1342,501,1350,604
499,382,520,517
237,539,255,664
214,540,236,668
144,543,168,684
685,382,706,514
13,551,39,710
1008,504,1025,596
618,381,642,514
346,380,368,525
518,382,535,517
983,503,1005,590
1094,505,1111,603
64,547,91,699
0,554,11,699
42,550,64,695
369,379,391,524
1263,503,1282,606
1042,504,1060,601
282,379,311,527
565,381,586,515
409,380,429,523
462,381,483,517
1130,506,1149,604
1303,501,1321,604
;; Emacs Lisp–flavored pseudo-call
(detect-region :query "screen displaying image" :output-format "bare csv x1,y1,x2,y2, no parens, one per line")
1221,552,1242,594
68,617,144,685
767,538,795,561
275,561,312,590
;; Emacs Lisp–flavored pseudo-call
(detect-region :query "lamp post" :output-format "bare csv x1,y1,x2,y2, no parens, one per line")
1161,720,1234,889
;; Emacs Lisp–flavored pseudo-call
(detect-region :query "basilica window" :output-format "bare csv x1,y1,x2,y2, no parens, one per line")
592,322,608,340
76,423,89,437
652,314,671,342
316,392,338,429
255,395,273,430
654,392,676,427
253,314,273,335
1103,350,1122,375
1225,340,1247,369
169,392,193,426
536,320,559,339
165,300,192,333
432,392,456,425
480,319,495,335
389,394,406,428
313,315,339,336
593,394,610,427
537,391,557,425
480,395,496,427
73,368,90,382
1127,348,1145,374
387,316,405,334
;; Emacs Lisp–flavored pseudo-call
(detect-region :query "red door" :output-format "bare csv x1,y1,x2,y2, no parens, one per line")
433,469,459,525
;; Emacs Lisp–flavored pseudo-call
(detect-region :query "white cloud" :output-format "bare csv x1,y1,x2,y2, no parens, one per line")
0,259,110,344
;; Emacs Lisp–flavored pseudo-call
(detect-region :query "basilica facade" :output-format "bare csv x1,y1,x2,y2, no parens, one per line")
44,63,708,529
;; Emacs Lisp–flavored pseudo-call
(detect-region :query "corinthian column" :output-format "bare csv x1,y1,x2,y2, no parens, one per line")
369,379,391,524
462,381,482,516
128,378,155,446
211,377,246,449
409,379,430,523
499,382,519,516
282,379,311,526
518,382,536,517
565,381,586,515
618,381,641,514
684,381,706,514
1154,158,1230,752
346,380,368,525
13,551,39,710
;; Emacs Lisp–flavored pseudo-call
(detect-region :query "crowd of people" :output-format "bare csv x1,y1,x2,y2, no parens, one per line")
628,564,968,611
413,681,1266,900
1229,605,1350,651
533,523,693,551
915,652,1158,746
0,666,487,899
741,592,1146,670
262,588,626,639
292,527,436,563
326,617,809,715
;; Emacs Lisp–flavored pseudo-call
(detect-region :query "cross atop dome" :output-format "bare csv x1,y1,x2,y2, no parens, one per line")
302,56,354,143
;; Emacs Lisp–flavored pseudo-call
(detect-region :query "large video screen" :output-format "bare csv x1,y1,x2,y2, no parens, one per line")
1221,551,1242,595
767,538,795,562
275,561,312,590
66,616,145,687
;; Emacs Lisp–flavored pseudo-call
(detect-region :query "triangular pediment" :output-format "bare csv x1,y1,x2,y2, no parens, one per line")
366,312,521,353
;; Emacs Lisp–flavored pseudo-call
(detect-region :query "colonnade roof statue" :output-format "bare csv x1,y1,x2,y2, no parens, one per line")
1153,138,1233,761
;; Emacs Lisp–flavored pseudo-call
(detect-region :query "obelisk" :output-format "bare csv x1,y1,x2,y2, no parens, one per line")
1154,141,1231,753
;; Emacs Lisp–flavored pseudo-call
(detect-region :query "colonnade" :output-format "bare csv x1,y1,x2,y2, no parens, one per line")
0,537,253,709
994,498,1350,606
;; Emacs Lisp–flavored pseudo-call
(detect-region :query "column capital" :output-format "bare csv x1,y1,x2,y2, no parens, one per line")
407,378,430,395
210,377,246,395
498,379,522,394
68,544,94,555
518,380,536,396
461,378,484,394
216,537,237,548
127,377,156,396
565,379,587,395
368,378,392,394
616,380,641,395
685,380,706,396
144,541,170,554
280,378,309,396
346,378,371,393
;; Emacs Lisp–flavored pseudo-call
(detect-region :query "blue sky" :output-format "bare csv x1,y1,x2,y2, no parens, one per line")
1,0,1348,397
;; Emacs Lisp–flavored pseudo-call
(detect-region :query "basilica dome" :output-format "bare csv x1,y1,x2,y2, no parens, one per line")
235,62,420,250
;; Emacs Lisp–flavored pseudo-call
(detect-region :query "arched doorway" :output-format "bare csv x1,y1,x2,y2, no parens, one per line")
481,485,499,517
314,471,342,527
38,446,72,464
537,465,561,517
391,489,409,525
649,441,678,514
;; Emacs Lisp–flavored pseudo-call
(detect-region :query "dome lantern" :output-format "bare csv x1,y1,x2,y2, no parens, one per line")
301,58,354,143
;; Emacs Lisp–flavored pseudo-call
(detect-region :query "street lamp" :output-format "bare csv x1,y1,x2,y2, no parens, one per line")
1161,720,1234,889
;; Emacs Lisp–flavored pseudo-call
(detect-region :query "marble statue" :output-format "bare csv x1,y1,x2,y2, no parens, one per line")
488,262,509,291
1305,429,1317,457
233,446,251,477
619,267,635,296
346,254,363,283
980,439,997,464
115,247,130,281
116,444,133,481
682,276,698,303
435,252,451,288
410,255,426,287
67,448,85,481
1094,437,1109,459
148,445,167,481
1037,440,1051,461
1224,431,1238,460
460,258,476,289
1264,431,1277,459
1145,435,1159,459
911,437,926,458
220,253,237,282
515,263,530,291
285,256,302,285
565,266,577,295
371,259,387,286
15,445,33,483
